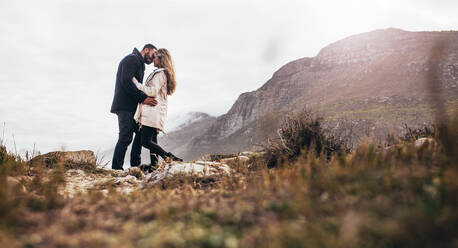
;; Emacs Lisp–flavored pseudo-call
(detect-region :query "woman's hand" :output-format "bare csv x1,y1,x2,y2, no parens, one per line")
132,77,139,83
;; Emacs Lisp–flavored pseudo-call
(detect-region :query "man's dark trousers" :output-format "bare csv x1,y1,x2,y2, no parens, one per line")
112,111,142,170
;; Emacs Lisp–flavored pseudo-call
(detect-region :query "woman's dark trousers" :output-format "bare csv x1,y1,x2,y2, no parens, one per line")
132,125,168,166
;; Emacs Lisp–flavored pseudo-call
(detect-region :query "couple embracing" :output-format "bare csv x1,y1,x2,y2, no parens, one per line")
110,44,182,171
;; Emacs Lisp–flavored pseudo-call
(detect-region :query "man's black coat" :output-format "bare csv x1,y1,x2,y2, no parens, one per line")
110,48,148,113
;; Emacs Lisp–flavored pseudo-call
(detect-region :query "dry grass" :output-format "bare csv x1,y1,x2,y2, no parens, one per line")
0,115,457,248
264,109,351,168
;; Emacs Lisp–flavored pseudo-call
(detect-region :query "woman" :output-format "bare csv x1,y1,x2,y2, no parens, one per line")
131,48,183,168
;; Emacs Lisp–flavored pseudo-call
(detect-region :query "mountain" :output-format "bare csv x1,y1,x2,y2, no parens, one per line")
165,112,215,132
174,28,458,160
158,113,216,160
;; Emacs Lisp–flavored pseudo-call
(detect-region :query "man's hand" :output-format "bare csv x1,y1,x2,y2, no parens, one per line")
143,97,158,106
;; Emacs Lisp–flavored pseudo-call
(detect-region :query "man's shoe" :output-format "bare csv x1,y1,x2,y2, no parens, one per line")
150,153,158,166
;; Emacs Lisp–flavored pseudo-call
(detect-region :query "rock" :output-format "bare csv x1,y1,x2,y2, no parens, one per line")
31,150,96,168
114,175,140,185
127,167,144,179
199,154,239,161
240,151,258,156
221,156,249,164
415,138,435,148
110,170,128,177
320,192,329,202
62,168,143,197
59,161,232,197
147,161,231,184
62,169,97,197
385,137,435,151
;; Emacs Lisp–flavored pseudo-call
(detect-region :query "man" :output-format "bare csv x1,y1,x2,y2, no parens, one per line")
110,44,158,170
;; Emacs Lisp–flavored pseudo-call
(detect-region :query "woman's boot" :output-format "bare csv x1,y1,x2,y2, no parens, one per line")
166,152,183,162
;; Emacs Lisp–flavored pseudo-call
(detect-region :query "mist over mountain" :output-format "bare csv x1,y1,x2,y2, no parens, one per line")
158,113,216,159
165,112,214,133
164,28,458,160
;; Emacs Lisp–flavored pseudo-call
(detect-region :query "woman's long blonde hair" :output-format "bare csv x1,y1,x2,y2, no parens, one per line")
156,48,176,95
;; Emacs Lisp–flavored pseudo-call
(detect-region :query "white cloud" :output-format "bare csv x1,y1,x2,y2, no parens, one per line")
0,0,457,154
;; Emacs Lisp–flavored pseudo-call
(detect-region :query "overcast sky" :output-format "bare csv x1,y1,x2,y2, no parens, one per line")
1,0,457,155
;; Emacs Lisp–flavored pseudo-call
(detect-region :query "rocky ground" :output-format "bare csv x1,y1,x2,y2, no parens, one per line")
29,151,244,198
1,130,457,247
61,159,234,198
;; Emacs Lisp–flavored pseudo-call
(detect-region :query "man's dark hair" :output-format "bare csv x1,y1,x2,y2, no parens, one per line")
143,44,157,51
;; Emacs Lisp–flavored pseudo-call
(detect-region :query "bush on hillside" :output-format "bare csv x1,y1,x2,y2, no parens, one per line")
386,124,436,146
265,109,350,168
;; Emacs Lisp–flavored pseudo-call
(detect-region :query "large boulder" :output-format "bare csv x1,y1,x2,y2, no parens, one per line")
31,150,96,168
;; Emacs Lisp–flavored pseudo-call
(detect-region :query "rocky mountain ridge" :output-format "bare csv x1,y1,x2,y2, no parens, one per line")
164,28,458,160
